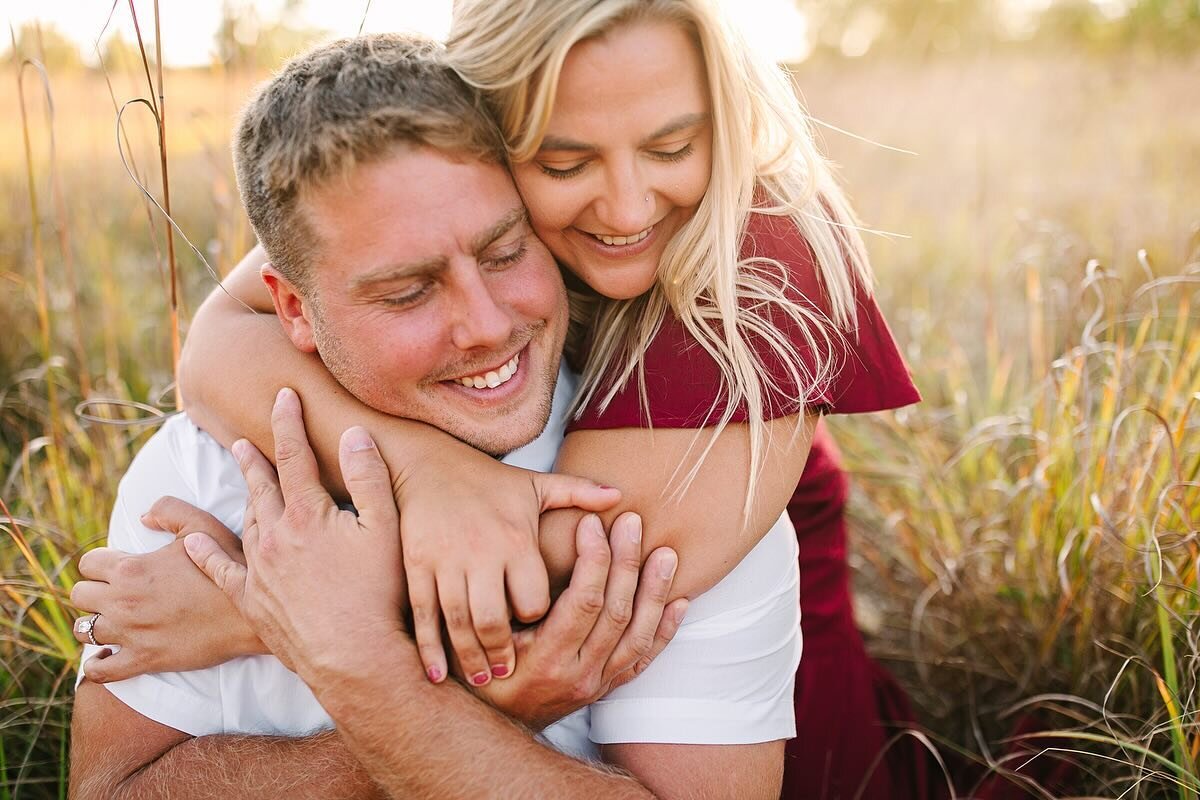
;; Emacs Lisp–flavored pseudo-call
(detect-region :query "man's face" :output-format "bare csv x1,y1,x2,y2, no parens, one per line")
282,146,568,456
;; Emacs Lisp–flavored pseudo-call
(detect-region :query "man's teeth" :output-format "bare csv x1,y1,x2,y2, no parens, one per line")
591,227,651,247
458,353,520,389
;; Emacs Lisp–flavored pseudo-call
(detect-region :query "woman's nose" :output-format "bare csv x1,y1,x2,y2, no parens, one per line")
595,160,655,234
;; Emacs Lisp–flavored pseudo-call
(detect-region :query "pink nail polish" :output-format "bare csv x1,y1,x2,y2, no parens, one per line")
471,671,490,686
427,666,443,683
491,664,509,678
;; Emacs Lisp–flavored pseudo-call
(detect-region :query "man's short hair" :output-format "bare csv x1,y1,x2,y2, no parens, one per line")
234,33,508,293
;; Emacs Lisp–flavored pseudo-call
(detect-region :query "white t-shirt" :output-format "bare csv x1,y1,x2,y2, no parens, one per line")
80,366,801,757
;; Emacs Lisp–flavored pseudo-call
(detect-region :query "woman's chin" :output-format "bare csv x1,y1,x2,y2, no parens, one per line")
572,266,659,301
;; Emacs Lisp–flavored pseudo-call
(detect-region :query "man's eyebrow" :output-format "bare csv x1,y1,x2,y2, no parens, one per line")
472,207,528,254
537,112,711,153
348,255,447,293
347,208,527,293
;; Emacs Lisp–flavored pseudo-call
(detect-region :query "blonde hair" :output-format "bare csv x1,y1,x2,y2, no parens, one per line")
447,0,874,506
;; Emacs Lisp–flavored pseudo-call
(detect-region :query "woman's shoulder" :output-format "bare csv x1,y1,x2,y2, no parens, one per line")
739,207,829,306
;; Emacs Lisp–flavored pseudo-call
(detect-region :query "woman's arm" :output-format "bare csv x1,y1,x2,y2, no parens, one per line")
540,414,816,601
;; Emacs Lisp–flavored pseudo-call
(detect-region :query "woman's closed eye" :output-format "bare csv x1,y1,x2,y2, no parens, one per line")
650,141,694,163
538,159,589,180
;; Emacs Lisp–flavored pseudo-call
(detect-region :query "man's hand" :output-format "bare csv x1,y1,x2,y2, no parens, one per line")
474,512,686,730
184,387,406,684
71,499,262,682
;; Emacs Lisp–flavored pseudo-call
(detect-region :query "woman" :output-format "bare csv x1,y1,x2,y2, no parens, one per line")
76,1,921,796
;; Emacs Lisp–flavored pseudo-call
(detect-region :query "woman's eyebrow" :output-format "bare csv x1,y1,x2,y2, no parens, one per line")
538,112,710,153
639,112,710,146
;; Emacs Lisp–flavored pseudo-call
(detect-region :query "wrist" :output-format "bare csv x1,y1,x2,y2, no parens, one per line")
307,627,419,717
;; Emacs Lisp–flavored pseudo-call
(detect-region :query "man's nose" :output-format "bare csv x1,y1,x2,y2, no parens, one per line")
448,264,513,352
595,157,655,234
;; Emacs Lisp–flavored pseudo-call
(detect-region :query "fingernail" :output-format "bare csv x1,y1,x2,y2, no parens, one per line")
673,599,689,624
626,516,642,545
658,552,678,579
471,671,490,686
183,532,204,555
275,387,296,406
427,666,443,683
585,514,604,538
599,485,617,491
490,664,509,678
231,439,250,463
343,426,375,453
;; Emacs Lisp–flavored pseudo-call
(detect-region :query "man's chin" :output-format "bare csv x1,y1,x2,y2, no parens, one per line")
446,400,555,458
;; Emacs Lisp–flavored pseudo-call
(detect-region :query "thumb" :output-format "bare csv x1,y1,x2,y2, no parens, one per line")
184,532,248,606
142,496,242,555
533,472,621,513
339,426,399,535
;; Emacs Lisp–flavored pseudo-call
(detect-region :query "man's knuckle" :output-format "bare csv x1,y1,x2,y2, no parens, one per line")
577,590,606,616
605,598,633,628
273,436,302,462
572,676,600,703
618,554,642,574
281,504,313,530
249,480,276,505
631,630,656,656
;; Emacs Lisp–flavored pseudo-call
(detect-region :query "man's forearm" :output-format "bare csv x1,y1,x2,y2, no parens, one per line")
111,731,386,800
309,633,655,800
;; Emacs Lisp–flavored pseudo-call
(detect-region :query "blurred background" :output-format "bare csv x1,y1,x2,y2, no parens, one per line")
2,1,1198,797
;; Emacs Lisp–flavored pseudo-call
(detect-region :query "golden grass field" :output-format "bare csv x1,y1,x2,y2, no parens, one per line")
2,48,1198,797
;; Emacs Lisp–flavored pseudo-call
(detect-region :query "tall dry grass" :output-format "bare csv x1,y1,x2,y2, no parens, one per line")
1,35,1197,799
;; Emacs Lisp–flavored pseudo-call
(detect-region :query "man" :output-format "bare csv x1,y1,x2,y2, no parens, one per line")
70,34,795,799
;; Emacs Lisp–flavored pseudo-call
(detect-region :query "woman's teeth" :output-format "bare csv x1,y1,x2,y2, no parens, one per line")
457,353,520,389
590,227,651,246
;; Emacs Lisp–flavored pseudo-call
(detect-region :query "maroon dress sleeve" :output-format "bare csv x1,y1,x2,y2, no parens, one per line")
569,211,920,431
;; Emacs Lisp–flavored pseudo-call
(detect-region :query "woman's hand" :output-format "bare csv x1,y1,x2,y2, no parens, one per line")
470,512,687,731
70,498,265,682
390,441,621,689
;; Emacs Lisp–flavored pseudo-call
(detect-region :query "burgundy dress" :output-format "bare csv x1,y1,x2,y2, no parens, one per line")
568,211,924,799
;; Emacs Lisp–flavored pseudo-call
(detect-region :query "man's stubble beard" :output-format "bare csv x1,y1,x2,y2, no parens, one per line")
309,310,559,458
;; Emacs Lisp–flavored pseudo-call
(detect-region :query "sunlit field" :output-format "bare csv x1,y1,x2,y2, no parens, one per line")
2,34,1198,800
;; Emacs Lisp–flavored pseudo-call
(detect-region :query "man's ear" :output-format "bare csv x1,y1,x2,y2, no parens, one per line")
261,265,318,353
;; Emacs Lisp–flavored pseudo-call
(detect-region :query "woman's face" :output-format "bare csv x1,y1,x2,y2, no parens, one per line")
511,19,713,300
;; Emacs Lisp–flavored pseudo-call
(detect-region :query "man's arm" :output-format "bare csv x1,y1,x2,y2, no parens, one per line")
69,682,384,800
311,632,653,800
603,743,784,800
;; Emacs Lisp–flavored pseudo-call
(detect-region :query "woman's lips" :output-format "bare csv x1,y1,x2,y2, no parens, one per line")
573,222,660,259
